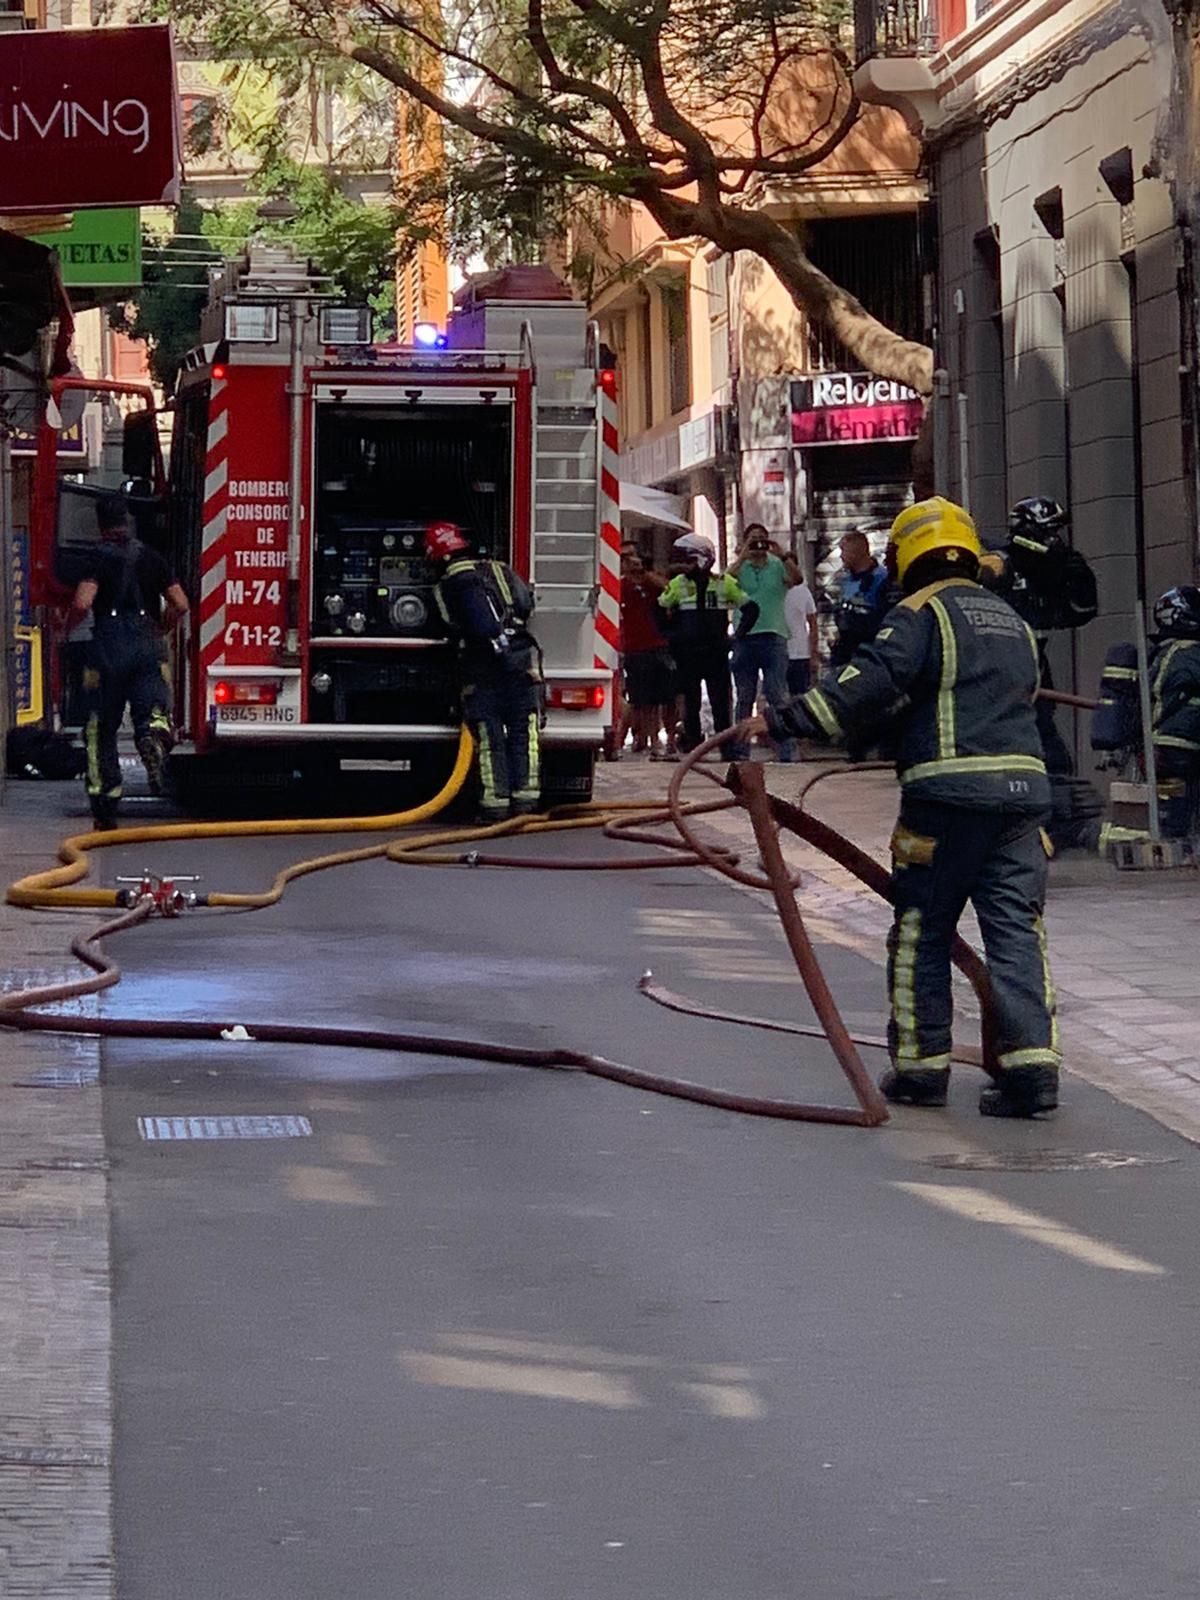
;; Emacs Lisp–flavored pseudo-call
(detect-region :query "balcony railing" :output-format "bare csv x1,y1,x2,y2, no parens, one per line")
853,0,938,65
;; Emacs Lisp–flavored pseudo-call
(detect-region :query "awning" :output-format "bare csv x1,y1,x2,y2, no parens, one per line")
619,481,692,531
0,226,74,373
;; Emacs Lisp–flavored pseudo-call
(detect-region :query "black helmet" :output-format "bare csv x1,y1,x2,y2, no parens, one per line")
1009,497,1067,538
1153,584,1200,640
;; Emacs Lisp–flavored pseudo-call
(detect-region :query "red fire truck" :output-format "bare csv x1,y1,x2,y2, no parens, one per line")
31,247,622,803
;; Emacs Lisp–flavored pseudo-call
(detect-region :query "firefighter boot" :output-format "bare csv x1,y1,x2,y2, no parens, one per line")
879,1066,950,1107
979,1065,1058,1119
89,798,119,832
136,731,169,797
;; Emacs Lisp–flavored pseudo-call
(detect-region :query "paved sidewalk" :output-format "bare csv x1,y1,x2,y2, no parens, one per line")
0,780,112,1599
596,752,1200,1144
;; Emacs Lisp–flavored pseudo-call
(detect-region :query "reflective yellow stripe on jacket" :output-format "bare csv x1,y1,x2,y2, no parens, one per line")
928,595,957,761
901,753,1047,786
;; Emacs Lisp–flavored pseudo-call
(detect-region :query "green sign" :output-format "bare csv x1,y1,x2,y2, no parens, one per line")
29,208,141,289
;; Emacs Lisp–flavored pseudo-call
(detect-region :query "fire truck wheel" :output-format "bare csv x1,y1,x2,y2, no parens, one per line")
540,748,595,808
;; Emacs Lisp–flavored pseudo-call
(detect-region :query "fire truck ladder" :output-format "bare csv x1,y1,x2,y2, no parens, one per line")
528,323,601,641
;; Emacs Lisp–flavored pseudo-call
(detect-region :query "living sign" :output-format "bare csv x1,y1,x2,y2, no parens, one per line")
791,373,924,447
0,26,180,212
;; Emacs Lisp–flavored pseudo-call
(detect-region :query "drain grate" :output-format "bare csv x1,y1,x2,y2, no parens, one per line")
924,1150,1179,1173
138,1114,312,1142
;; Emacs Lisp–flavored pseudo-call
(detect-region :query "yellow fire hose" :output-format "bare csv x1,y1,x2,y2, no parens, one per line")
6,727,478,910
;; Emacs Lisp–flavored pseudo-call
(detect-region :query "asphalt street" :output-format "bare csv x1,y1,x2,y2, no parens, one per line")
86,811,1200,1600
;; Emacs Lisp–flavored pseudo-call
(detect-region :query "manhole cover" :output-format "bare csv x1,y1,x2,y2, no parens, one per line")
924,1150,1179,1173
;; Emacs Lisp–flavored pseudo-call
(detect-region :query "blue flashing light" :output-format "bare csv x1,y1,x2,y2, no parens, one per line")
413,321,442,348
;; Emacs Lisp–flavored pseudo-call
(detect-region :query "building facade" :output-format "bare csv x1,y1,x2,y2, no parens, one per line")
856,0,1186,717
590,90,925,595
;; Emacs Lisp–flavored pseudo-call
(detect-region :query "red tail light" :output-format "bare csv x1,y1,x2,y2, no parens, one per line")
213,680,279,705
599,368,618,397
547,683,606,710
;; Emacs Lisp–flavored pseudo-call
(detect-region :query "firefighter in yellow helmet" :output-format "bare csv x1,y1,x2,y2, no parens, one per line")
758,497,1060,1118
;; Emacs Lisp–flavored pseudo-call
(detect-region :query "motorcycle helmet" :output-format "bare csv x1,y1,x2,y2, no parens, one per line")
671,532,716,570
1153,584,1200,640
1009,497,1068,537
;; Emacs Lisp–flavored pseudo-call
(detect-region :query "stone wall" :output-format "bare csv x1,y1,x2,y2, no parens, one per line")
936,29,1190,735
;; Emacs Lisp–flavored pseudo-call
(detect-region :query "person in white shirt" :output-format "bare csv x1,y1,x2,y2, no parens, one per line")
784,575,820,696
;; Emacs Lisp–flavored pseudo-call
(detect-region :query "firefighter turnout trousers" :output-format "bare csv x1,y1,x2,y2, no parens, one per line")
83,615,172,821
887,799,1059,1081
464,664,541,818
1155,749,1200,839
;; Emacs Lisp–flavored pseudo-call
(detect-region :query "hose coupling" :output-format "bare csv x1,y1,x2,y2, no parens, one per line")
115,872,200,917
464,850,481,867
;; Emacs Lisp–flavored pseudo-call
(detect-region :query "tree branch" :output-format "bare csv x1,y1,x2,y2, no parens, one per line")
524,0,658,166
361,2,626,164
638,16,723,213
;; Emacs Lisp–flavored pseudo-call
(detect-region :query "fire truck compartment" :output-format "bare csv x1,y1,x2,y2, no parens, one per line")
312,403,513,643
307,647,460,726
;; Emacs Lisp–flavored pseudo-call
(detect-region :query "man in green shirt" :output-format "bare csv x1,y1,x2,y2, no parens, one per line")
658,532,757,754
727,523,804,761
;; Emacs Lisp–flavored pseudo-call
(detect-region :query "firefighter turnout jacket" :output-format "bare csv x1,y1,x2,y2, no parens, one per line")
1151,638,1200,763
434,558,536,661
768,577,1051,814
433,556,542,817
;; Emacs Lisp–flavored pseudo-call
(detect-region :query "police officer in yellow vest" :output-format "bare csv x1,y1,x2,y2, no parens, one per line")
758,497,1060,1119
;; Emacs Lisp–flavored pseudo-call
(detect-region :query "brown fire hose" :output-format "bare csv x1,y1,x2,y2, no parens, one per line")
1038,687,1099,712
1,899,892,1125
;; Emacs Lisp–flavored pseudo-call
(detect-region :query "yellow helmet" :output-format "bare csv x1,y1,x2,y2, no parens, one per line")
888,497,982,586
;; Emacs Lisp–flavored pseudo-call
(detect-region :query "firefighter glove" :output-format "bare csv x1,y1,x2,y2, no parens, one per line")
763,696,818,744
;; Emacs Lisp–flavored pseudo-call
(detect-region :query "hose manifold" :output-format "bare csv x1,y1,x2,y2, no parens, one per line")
115,872,200,917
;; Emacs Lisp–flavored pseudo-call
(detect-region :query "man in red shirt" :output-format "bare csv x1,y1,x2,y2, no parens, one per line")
620,543,678,758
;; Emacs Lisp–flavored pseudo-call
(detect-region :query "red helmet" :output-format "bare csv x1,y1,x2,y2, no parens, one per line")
424,521,470,561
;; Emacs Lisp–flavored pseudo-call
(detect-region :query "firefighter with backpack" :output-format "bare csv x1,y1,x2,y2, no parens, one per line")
1092,586,1200,840
65,493,189,830
979,496,1101,850
428,521,543,821
1145,587,1200,836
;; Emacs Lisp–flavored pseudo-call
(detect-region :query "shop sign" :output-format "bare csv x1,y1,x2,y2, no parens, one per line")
14,624,43,724
625,409,720,486
28,209,141,288
678,411,715,472
623,429,679,490
0,26,180,212
9,529,42,724
790,373,923,447
9,415,86,458
10,528,29,623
